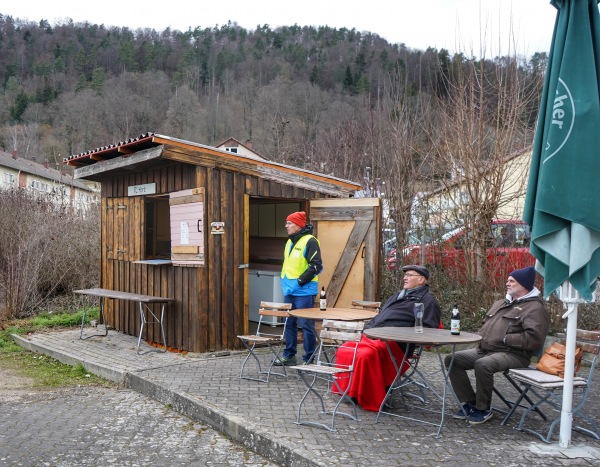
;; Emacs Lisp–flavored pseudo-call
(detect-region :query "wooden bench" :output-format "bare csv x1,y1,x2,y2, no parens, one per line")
75,288,175,355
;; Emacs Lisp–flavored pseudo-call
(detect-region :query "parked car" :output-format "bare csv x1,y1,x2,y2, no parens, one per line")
385,229,439,267
387,220,534,281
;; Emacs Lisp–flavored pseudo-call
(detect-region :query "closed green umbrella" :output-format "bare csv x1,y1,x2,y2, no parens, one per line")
523,0,600,448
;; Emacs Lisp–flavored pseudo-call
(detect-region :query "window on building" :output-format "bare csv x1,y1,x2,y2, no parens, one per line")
224,147,238,153
145,196,171,259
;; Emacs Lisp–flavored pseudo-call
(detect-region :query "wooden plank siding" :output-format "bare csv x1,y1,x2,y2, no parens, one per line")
97,152,333,353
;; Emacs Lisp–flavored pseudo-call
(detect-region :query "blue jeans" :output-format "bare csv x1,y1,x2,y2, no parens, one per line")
283,294,317,362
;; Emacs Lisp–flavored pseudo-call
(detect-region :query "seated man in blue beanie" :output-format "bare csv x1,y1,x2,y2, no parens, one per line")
445,266,549,425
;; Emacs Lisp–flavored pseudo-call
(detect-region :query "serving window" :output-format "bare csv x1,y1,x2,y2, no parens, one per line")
105,187,205,267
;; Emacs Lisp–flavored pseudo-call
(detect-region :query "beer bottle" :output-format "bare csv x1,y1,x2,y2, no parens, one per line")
450,304,461,335
319,287,327,310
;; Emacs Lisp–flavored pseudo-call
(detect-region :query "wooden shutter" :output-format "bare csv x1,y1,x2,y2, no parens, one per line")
170,188,205,266
105,197,143,261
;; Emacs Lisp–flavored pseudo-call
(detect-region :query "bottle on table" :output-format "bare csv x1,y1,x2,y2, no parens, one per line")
319,287,327,310
450,304,461,335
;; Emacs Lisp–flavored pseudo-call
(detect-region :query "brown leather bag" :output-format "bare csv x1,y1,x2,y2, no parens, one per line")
536,342,583,378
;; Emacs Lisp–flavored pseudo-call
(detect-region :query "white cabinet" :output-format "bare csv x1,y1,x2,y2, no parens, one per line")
249,270,284,324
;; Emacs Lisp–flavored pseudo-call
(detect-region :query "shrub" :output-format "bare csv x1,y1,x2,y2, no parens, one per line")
379,265,600,334
0,188,100,320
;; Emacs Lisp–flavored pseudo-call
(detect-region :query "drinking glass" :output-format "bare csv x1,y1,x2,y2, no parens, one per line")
414,302,424,333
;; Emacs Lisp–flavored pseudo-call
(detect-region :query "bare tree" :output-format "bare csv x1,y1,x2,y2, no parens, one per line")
377,62,435,276
0,189,100,319
424,50,541,284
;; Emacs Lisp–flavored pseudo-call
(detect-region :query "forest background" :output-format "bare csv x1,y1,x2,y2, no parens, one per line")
1,14,597,332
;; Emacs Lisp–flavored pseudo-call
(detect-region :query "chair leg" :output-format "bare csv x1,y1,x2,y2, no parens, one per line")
264,342,287,380
573,418,600,440
294,371,359,432
499,384,533,426
295,372,328,428
496,372,547,425
239,343,267,382
571,389,600,440
238,341,287,383
517,390,556,443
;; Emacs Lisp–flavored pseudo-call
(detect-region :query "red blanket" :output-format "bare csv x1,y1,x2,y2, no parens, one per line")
333,335,409,412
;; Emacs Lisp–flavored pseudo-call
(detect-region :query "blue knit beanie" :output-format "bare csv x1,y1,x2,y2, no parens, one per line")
509,266,536,291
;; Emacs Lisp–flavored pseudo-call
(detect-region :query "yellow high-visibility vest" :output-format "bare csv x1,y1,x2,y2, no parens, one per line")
281,234,319,282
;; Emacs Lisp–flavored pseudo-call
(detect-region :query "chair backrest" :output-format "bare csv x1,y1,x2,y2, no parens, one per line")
351,300,381,312
575,329,600,369
555,329,600,353
259,301,291,317
314,319,364,368
574,329,600,348
553,329,600,379
255,301,291,337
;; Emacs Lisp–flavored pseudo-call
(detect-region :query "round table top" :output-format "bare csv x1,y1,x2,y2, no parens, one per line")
288,307,378,321
364,327,482,345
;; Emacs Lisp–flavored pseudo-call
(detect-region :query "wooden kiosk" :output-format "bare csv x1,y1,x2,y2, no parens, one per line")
65,133,380,352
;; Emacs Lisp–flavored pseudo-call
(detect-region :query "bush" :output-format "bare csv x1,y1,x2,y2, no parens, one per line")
379,265,600,334
380,265,499,332
0,188,100,320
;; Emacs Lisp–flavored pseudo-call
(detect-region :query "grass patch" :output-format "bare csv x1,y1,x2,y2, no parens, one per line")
0,308,108,388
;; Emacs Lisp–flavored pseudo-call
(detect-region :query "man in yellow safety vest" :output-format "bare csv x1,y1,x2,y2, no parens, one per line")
275,211,323,366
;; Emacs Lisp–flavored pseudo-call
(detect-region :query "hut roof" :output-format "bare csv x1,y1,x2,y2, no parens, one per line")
64,132,360,196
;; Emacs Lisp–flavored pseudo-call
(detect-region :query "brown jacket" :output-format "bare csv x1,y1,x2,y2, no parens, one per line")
478,294,549,358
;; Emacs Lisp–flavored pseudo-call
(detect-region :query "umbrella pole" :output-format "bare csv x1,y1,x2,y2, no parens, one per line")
559,295,578,448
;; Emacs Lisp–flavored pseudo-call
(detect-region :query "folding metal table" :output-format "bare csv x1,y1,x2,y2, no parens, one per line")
364,327,481,437
75,288,175,354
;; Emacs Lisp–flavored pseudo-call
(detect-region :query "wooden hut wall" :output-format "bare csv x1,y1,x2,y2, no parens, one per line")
100,160,326,353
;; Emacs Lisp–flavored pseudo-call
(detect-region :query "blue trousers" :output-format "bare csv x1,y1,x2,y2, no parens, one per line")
283,294,317,362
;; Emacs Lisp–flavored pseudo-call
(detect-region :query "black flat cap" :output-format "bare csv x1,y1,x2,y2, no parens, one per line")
401,264,430,280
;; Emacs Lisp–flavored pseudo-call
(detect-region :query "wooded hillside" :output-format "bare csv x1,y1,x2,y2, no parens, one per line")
0,14,548,242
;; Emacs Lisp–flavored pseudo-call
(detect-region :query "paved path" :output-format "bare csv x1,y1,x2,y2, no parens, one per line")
0,384,277,466
12,329,600,466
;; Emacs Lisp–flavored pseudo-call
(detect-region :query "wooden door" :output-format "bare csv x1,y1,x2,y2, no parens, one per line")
309,198,381,307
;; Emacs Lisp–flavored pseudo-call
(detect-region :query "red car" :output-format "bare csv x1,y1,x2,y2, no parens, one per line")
387,220,535,282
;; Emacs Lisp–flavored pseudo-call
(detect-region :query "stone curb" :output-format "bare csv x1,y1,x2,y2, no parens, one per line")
124,371,320,467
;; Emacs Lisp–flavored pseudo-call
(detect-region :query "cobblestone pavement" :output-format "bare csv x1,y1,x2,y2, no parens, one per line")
0,383,277,466
12,329,600,467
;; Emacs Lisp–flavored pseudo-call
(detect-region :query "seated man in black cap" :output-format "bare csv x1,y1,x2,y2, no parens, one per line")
334,265,441,411
445,266,549,425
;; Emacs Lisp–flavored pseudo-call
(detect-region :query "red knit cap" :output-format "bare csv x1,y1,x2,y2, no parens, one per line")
286,211,307,228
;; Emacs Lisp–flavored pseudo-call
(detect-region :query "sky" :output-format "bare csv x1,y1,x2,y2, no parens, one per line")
1,0,558,57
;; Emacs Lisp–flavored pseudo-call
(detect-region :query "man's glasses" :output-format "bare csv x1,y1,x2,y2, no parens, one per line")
404,273,422,278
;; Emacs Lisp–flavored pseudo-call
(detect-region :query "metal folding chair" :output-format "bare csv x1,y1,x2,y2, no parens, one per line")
493,340,549,425
290,319,365,431
237,301,291,383
388,320,445,406
506,330,600,443
388,345,429,405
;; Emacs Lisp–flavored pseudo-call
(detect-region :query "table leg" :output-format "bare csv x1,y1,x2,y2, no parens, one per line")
437,344,470,428
377,342,460,438
136,302,168,355
137,301,145,354
80,296,108,340
436,344,454,436
376,342,410,422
